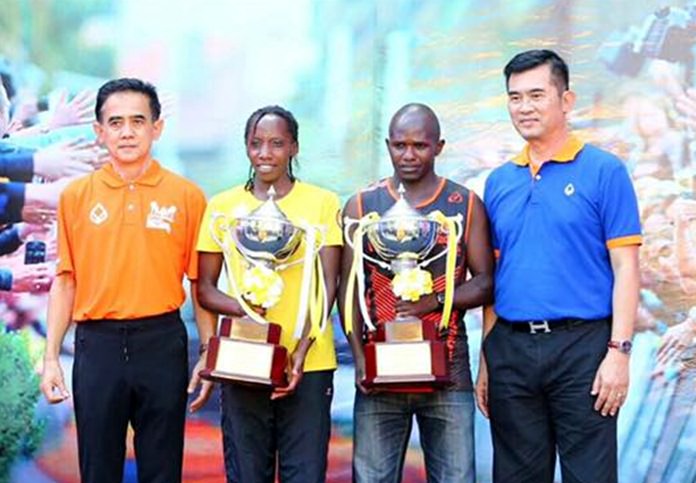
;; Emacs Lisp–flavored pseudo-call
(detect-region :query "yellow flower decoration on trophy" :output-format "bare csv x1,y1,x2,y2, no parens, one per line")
240,264,284,308
392,266,433,302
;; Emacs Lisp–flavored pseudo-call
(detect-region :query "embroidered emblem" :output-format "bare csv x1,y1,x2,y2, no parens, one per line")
146,201,177,233
448,191,464,203
564,183,575,196
89,203,108,225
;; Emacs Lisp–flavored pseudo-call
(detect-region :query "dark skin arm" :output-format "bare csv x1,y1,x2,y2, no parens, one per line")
337,195,372,394
196,251,247,317
272,245,341,399
395,193,495,317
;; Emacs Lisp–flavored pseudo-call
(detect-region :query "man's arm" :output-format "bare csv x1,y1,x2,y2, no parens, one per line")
591,245,639,417
0,144,34,181
40,272,75,403
187,280,218,412
475,304,497,418
337,195,370,393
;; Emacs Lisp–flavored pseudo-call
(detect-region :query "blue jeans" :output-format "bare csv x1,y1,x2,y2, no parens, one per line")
353,390,475,483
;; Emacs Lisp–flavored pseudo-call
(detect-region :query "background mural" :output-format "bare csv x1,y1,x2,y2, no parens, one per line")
1,0,696,481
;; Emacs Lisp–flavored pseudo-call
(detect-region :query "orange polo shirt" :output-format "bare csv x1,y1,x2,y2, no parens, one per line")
56,160,206,321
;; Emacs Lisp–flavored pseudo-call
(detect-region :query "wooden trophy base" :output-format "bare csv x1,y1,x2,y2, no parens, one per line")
363,317,449,388
200,316,288,387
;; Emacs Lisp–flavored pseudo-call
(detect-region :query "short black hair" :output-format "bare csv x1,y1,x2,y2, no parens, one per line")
504,49,569,94
95,78,161,122
243,105,299,191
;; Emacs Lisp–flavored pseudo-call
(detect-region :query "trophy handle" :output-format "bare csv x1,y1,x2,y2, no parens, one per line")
425,211,464,330
343,217,361,250
210,212,269,326
343,213,381,334
343,216,390,269
210,212,232,254
419,213,464,267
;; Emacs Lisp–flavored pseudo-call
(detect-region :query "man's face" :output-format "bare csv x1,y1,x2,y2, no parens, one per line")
386,118,443,182
93,91,162,166
507,63,573,143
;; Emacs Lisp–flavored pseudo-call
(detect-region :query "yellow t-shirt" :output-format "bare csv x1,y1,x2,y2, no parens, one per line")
197,181,342,372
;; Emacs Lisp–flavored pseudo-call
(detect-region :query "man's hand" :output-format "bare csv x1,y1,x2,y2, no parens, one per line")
40,359,70,403
10,263,53,293
16,221,52,239
187,353,213,412
475,355,490,418
34,138,106,180
394,293,439,318
23,176,76,218
353,351,373,395
47,90,96,129
591,350,630,417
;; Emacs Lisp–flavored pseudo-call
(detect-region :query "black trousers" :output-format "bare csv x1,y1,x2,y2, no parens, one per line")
73,311,188,483
485,319,617,483
220,370,334,483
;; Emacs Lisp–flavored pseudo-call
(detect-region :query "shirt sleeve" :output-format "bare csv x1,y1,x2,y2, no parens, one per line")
483,173,499,252
196,194,225,253
0,143,34,182
185,185,208,280
56,189,75,275
0,181,26,225
0,225,21,256
321,191,343,247
599,159,642,249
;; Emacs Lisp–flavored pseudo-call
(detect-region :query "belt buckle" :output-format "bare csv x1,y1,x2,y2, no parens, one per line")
528,320,551,334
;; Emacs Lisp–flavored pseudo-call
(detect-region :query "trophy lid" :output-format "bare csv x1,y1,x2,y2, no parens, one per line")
381,184,422,221
248,186,288,222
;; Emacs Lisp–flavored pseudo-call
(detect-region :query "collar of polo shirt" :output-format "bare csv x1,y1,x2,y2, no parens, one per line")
512,134,585,167
100,159,165,188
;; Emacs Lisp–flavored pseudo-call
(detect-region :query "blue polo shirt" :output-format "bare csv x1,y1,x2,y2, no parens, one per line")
484,135,641,321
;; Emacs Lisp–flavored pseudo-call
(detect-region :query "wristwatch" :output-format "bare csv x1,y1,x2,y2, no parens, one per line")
435,292,446,308
198,343,209,356
607,340,632,355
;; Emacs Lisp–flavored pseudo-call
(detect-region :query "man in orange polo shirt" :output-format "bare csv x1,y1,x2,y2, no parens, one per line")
39,78,215,483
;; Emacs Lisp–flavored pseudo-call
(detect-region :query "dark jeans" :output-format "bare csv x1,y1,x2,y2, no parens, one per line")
220,370,334,483
353,390,475,483
72,311,188,483
485,319,617,483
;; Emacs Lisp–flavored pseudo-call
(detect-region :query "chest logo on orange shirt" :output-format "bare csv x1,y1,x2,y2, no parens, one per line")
89,203,108,225
146,201,177,234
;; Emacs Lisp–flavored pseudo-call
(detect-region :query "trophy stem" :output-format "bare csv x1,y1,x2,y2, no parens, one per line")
391,256,418,274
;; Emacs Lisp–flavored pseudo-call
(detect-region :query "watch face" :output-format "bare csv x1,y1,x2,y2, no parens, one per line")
610,340,632,353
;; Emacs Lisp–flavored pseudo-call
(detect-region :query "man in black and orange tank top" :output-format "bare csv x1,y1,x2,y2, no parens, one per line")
340,103,494,482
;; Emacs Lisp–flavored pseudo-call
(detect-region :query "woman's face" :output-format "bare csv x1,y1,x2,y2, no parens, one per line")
246,113,298,185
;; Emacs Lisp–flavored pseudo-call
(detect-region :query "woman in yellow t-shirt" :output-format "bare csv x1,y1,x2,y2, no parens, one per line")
196,105,342,483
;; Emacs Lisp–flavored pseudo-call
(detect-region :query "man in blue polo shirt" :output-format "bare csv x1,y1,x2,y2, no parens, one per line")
476,49,641,483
